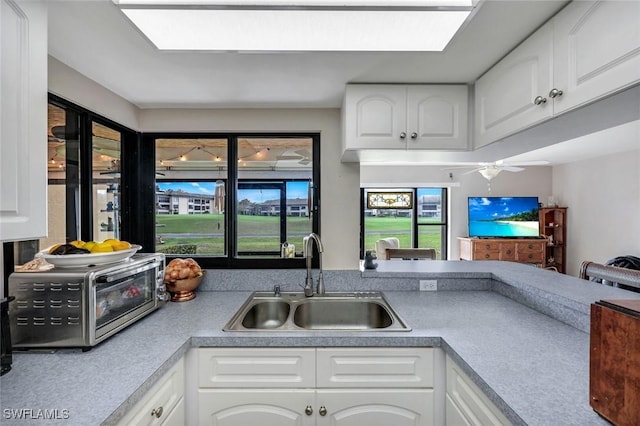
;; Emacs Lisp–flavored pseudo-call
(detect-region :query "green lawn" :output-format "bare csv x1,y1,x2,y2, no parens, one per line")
155,214,443,258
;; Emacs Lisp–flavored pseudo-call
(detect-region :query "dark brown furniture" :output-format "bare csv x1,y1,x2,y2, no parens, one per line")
590,299,640,426
539,207,567,273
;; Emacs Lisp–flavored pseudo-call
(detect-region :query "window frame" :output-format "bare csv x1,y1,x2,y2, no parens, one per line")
360,187,448,260
142,132,321,269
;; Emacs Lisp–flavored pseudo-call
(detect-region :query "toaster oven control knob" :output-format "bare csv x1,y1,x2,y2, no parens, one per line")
157,286,169,302
151,406,163,418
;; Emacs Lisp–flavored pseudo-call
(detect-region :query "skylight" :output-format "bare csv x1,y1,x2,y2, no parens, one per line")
114,0,474,52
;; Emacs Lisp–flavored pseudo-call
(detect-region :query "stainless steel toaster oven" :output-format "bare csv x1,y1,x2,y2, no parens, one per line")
8,253,166,349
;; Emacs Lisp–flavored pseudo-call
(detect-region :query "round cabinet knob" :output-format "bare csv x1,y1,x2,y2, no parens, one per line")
548,88,563,98
151,406,163,418
533,96,547,105
399,132,407,139
319,406,328,416
410,132,418,139
484,253,490,259
305,405,313,416
506,249,512,255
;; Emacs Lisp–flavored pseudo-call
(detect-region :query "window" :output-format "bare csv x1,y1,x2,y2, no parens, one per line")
361,187,447,260
44,94,136,249
149,133,320,268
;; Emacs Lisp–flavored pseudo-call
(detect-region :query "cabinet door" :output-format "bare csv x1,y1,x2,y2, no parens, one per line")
317,389,434,426
446,356,512,426
0,0,48,241
474,24,553,148
343,85,407,150
198,389,315,426
553,1,640,114
117,358,185,426
406,85,468,150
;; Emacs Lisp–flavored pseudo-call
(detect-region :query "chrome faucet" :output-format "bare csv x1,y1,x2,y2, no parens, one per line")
303,233,325,296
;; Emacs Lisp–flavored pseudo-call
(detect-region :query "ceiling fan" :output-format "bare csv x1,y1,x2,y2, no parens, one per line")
276,149,311,165
444,160,549,181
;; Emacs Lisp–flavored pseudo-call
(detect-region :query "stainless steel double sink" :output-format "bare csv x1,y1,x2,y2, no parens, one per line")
223,291,411,332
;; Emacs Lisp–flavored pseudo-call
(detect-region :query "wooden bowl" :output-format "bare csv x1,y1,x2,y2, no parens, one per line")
165,271,204,302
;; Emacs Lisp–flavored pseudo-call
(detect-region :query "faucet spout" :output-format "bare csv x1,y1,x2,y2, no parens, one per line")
303,233,324,296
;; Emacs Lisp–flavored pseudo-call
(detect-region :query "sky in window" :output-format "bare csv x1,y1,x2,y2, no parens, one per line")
158,181,308,202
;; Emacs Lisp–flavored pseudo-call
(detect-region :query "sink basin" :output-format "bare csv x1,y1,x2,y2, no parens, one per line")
241,301,290,329
293,299,392,330
223,291,410,332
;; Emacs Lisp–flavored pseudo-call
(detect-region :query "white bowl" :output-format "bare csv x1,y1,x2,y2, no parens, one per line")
36,244,142,268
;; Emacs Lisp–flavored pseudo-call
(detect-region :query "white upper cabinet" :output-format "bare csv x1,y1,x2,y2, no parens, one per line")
474,24,554,149
0,0,48,242
343,84,468,152
475,0,640,149
553,0,640,114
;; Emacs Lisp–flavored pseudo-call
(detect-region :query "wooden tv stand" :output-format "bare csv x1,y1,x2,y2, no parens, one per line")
458,237,546,266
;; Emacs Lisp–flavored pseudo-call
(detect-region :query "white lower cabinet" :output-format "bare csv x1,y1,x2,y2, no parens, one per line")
317,389,433,426
196,347,436,426
117,358,185,426
198,389,315,425
445,356,512,426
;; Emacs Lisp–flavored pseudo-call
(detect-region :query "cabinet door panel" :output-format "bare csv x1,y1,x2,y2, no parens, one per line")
198,348,315,388
344,85,407,149
0,0,48,241
553,1,640,114
317,347,434,388
474,24,553,148
317,389,434,426
198,389,315,426
407,86,468,150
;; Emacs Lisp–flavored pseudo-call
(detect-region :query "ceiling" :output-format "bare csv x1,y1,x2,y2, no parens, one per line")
47,1,638,166
48,0,568,109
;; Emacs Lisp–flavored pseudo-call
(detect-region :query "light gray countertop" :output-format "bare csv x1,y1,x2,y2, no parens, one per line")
2,261,638,425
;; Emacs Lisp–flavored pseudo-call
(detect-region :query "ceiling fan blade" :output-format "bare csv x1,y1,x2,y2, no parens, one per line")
501,166,525,172
502,160,550,166
295,149,311,158
462,168,482,176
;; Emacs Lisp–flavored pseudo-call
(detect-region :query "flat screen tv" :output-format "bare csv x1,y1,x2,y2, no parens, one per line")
468,197,540,238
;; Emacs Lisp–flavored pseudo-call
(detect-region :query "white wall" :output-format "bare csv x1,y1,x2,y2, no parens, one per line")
360,165,553,260
553,148,640,276
48,56,140,130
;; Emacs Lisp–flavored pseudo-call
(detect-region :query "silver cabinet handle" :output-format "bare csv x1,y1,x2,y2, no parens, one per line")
305,405,313,416
399,132,407,139
549,88,563,98
319,406,327,416
533,96,547,105
410,132,418,139
151,406,163,418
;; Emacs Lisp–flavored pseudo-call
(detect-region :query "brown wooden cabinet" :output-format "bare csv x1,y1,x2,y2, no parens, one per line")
458,237,546,266
539,207,567,273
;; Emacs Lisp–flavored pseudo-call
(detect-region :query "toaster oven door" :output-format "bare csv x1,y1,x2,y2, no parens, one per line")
93,261,162,343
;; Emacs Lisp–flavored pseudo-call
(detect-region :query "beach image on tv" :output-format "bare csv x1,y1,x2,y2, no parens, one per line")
468,197,539,237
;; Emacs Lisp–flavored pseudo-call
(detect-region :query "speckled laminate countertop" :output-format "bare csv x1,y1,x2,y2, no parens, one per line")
1,261,638,425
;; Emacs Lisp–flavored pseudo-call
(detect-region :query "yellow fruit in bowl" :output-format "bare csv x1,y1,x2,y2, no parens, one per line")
69,240,85,248
112,241,131,251
83,241,97,251
91,242,114,253
48,244,62,254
